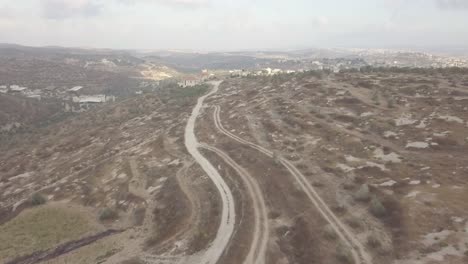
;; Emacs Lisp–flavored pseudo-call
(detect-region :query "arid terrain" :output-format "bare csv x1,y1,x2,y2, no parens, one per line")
1,67,468,264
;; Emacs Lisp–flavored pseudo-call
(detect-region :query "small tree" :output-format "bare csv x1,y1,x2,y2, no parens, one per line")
387,97,395,108
354,184,370,202
346,216,362,229
367,233,382,248
371,90,379,104
272,151,281,165
99,207,118,221
30,193,46,206
323,225,338,240
336,243,355,264
369,197,387,217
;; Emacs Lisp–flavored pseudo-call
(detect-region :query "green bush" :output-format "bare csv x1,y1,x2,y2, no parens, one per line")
367,234,382,248
346,216,362,229
387,98,395,108
121,257,144,264
99,208,118,221
354,184,370,202
30,193,46,206
323,225,338,240
336,243,355,264
369,197,387,217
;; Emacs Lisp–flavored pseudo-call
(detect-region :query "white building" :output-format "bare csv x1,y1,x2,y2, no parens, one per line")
68,86,83,93
272,69,283,75
26,94,41,100
72,95,108,103
9,85,27,93
178,77,201,88
70,94,116,112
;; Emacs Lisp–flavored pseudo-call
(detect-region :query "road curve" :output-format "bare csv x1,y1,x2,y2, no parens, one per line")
212,105,372,264
184,81,235,264
200,144,269,264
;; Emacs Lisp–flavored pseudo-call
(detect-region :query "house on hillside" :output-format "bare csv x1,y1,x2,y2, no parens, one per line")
24,89,42,100
0,85,7,94
9,85,27,95
70,94,116,112
178,77,201,88
68,86,83,95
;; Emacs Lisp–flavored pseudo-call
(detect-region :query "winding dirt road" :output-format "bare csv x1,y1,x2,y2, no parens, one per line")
200,144,269,264
184,81,235,264
212,105,372,264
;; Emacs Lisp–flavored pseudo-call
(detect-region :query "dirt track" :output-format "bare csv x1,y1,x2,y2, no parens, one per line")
184,81,235,264
200,144,269,264
211,105,372,264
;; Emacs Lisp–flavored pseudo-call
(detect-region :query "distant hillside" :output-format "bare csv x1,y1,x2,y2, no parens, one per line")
0,44,144,96
142,52,272,72
0,94,64,135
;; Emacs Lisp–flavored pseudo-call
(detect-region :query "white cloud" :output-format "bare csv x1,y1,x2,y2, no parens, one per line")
436,0,468,9
156,0,210,8
41,0,103,19
118,0,211,8
312,16,329,26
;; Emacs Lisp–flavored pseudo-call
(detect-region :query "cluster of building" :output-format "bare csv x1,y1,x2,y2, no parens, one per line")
177,70,215,88
0,85,43,100
0,84,116,113
177,76,202,88
229,68,297,77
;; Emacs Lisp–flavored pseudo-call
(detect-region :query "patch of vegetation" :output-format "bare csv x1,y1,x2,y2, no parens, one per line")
29,193,47,206
168,84,209,99
345,216,362,229
354,184,370,202
95,248,119,263
144,235,160,249
132,207,146,226
0,206,93,261
191,230,210,252
387,97,395,108
120,257,144,264
367,233,382,248
369,197,387,217
98,208,118,221
323,225,338,240
336,243,355,264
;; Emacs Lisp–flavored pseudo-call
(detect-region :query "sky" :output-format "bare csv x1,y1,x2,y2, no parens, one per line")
0,0,467,51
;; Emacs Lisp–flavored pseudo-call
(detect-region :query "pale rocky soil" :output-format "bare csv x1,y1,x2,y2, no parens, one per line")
195,70,468,264
1,70,468,264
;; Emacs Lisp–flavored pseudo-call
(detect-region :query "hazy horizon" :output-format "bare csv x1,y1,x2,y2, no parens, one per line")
1,0,468,51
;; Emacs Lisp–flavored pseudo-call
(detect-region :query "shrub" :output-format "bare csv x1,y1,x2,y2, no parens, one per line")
99,208,118,221
367,234,382,248
144,235,160,248
354,184,370,202
323,225,338,240
333,203,347,214
369,197,387,217
371,90,379,102
336,243,355,264
30,193,46,206
346,216,362,229
387,98,395,108
132,207,146,226
121,257,144,264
